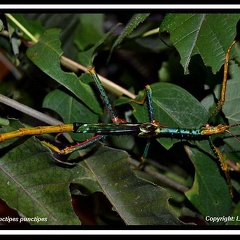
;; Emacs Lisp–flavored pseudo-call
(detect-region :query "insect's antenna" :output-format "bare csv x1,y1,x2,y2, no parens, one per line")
229,123,240,128
224,123,240,141
226,130,240,141
225,130,240,142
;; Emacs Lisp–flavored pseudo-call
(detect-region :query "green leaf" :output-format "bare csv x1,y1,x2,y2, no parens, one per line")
74,14,105,51
131,82,235,222
229,200,240,225
221,61,240,152
160,13,240,74
26,28,102,114
43,88,98,141
207,60,240,160
110,13,150,54
132,82,208,149
184,143,232,225
0,120,184,225
7,13,45,41
85,143,184,225
0,120,87,225
77,24,122,66
0,19,4,32
2,12,239,226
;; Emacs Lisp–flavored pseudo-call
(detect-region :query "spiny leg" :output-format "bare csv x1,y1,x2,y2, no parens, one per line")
137,139,151,170
132,85,167,168
132,85,166,127
209,39,236,121
42,134,105,155
85,69,155,167
88,66,126,124
206,40,237,197
209,137,233,198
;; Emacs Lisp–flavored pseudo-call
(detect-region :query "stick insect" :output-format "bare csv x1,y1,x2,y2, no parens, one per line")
0,39,239,198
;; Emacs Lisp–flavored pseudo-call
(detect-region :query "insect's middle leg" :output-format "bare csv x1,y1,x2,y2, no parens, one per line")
132,85,167,127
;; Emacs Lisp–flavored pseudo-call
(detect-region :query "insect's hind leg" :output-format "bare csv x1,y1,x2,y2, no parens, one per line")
208,39,237,122
209,138,233,198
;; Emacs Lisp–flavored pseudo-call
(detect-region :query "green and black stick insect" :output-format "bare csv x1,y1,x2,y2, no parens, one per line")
0,40,239,197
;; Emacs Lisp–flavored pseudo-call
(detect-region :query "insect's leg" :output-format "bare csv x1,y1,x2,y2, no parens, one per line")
132,85,167,127
131,85,153,120
209,39,236,121
145,85,155,123
132,139,151,170
209,138,233,198
42,134,105,155
131,87,148,105
132,85,167,169
88,66,126,123
140,139,151,168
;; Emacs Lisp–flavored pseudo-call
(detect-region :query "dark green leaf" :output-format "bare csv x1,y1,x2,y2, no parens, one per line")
184,142,232,225
160,13,240,74
77,24,122,66
132,82,234,222
85,143,184,225
43,88,98,141
8,13,45,41
110,13,150,54
74,14,105,51
26,28,102,114
132,82,208,149
222,61,240,152
0,120,184,225
0,120,86,225
0,19,4,32
2,12,239,226
229,200,240,225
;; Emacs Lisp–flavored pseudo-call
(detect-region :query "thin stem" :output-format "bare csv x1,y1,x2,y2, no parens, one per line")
5,14,38,43
60,56,136,99
0,94,62,126
142,27,159,37
127,157,189,193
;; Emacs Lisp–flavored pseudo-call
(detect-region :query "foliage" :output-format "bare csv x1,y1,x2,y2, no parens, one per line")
0,12,240,226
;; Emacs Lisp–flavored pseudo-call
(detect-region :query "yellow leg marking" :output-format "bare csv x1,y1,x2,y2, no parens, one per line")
212,144,233,198
41,141,62,154
210,39,236,118
131,91,147,105
41,141,74,155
